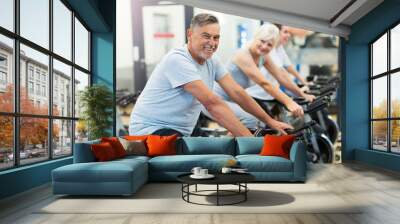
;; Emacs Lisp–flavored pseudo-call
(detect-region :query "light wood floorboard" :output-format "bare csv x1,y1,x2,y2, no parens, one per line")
1,162,400,224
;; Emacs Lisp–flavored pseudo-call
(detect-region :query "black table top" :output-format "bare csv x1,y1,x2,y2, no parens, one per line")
177,172,255,185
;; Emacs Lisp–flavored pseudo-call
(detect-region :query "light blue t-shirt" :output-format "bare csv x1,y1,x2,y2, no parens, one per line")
129,46,227,136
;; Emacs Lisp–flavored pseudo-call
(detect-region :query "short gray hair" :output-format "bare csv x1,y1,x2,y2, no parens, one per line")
190,13,219,29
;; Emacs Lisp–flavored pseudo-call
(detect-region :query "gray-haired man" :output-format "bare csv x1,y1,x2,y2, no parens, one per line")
129,13,292,137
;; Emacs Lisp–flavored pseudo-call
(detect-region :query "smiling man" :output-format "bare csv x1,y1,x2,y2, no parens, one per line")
129,13,291,137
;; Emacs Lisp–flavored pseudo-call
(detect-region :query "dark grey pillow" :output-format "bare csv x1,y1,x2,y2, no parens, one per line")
118,137,147,156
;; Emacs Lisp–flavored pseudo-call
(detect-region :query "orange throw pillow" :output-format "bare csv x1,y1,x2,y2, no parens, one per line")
259,134,296,159
91,142,117,161
146,134,178,157
123,135,150,141
101,137,127,158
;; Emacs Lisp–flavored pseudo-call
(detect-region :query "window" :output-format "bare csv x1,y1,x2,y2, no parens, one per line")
74,18,89,70
0,55,7,67
0,0,14,31
0,116,13,170
20,0,49,49
35,70,41,81
28,81,34,94
371,23,400,154
0,0,91,170
42,85,46,97
53,119,72,158
74,69,89,118
28,67,34,80
0,71,6,85
53,59,71,116
0,34,13,113
36,84,40,95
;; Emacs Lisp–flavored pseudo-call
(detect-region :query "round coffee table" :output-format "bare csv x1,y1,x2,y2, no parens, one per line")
177,172,255,206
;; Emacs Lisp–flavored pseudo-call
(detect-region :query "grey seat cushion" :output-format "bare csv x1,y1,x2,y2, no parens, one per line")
236,155,293,172
148,154,235,172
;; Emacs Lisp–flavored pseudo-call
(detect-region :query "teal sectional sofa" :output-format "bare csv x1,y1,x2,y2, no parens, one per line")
52,137,307,196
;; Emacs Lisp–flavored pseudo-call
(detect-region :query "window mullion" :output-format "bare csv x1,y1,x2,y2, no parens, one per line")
13,0,21,166
48,0,53,160
71,10,76,154
388,30,391,152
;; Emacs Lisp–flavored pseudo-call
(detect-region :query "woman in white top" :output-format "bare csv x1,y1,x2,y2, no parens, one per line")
206,23,306,128
247,24,314,101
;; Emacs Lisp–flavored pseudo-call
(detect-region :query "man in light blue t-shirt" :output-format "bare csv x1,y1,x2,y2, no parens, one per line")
129,13,292,137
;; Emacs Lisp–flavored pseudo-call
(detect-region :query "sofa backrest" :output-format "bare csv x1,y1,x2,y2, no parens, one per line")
235,137,264,155
74,137,266,161
73,139,100,163
177,137,236,155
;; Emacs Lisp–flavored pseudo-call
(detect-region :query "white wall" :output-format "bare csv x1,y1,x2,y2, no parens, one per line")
194,8,260,64
142,5,185,77
116,0,134,92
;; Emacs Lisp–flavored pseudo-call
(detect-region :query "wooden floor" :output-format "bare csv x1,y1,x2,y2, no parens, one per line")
1,162,400,224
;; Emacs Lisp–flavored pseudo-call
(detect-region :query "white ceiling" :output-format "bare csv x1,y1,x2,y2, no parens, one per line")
167,0,384,37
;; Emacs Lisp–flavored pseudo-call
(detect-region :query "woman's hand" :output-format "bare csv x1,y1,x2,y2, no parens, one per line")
303,94,316,102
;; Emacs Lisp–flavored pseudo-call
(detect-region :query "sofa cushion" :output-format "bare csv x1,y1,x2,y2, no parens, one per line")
115,155,150,164
119,138,147,156
123,135,150,141
148,154,235,172
91,142,118,161
236,155,293,172
177,137,235,155
236,137,263,155
101,137,127,158
260,135,296,159
53,158,147,183
73,139,100,163
147,134,178,157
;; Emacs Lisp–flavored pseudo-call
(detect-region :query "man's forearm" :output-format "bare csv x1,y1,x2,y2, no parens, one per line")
206,99,252,136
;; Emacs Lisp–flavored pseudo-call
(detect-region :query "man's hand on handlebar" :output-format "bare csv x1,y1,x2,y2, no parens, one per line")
267,120,294,135
287,101,304,117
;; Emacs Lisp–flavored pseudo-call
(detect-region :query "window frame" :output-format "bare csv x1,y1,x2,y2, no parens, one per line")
0,0,92,171
370,21,400,154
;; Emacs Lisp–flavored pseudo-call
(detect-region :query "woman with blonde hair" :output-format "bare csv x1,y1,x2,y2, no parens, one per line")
207,23,308,128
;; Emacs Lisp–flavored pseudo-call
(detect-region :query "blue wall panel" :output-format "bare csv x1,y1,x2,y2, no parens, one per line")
0,158,72,199
344,0,400,171
92,33,114,87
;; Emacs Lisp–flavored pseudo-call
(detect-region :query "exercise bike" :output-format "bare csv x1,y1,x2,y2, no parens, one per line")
254,98,334,163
